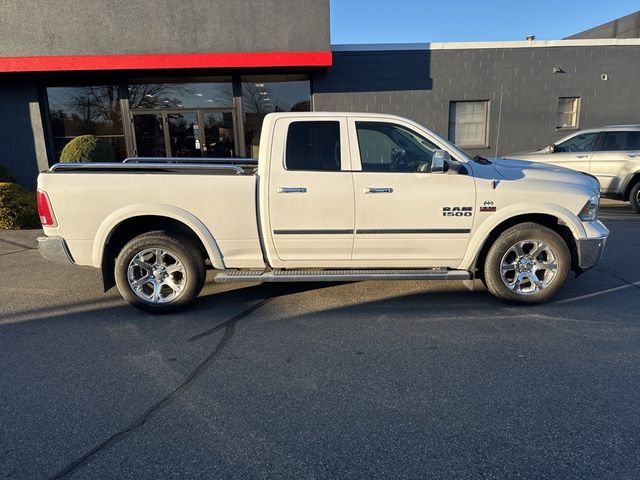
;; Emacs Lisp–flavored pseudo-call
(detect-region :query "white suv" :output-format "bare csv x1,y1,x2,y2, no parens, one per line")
508,125,640,212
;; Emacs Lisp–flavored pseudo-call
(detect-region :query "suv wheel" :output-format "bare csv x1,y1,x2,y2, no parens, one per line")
484,222,570,304
629,181,640,213
115,231,206,313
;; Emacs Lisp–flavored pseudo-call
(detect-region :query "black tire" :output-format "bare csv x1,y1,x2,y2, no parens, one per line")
484,222,570,304
115,230,206,313
629,181,640,213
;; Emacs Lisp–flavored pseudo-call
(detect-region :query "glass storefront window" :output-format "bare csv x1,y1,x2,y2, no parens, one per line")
128,79,233,109
241,75,311,158
47,86,126,161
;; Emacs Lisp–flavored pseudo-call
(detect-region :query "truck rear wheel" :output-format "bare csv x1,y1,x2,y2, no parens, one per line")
629,181,640,213
484,222,570,304
114,231,206,313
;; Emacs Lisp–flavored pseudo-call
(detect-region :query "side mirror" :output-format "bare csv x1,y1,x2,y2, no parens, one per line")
549,144,557,153
432,150,450,173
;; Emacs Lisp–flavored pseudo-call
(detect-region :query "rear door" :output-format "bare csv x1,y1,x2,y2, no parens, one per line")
266,117,354,263
590,131,640,194
349,118,476,266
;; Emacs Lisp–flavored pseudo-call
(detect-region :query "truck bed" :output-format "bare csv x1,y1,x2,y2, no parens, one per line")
39,158,264,269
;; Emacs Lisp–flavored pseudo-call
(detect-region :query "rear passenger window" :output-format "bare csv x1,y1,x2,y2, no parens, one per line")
598,131,640,151
285,121,341,171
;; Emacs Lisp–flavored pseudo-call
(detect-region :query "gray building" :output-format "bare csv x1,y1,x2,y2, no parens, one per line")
0,1,638,189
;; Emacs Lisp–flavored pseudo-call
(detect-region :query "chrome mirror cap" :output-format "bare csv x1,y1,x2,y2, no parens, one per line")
432,150,450,173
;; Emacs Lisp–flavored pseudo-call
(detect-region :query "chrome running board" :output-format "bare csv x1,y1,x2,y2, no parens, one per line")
214,268,471,283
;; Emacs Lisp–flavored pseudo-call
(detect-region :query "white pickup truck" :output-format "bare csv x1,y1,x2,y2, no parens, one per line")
37,112,609,312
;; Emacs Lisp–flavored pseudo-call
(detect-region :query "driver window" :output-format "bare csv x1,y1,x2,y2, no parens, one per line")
555,133,598,153
356,121,438,172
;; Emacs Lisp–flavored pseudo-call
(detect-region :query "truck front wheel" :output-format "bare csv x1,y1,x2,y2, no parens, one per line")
114,231,206,313
484,223,570,304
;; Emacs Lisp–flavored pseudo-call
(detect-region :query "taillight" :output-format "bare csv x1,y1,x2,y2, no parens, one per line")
36,190,57,227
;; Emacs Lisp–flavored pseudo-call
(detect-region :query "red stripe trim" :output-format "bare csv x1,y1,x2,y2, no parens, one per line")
0,51,333,73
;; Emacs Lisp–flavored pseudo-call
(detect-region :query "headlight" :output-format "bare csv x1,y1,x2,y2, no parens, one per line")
578,194,599,221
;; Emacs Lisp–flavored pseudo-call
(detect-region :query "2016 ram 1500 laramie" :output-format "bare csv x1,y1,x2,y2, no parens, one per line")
37,112,609,312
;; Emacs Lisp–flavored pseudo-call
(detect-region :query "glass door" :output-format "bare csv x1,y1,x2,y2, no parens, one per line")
201,111,235,157
167,111,200,157
133,113,166,157
132,109,237,158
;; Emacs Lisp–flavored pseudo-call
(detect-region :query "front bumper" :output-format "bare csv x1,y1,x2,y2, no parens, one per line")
575,236,607,271
37,236,74,265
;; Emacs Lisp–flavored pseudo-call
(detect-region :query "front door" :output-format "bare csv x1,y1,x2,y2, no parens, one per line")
349,118,476,266
546,131,599,173
132,109,237,158
266,117,354,264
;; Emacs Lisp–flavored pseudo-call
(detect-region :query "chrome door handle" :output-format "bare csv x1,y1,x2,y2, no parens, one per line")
363,187,393,194
628,153,640,158
576,154,589,158
277,186,307,193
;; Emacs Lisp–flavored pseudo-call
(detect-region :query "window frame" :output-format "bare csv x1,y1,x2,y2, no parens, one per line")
283,119,345,173
347,117,453,173
354,120,440,173
554,131,599,153
556,97,580,131
448,100,490,148
595,130,640,152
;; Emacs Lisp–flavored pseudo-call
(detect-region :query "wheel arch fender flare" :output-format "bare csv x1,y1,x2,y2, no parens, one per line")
92,204,225,270
459,203,586,271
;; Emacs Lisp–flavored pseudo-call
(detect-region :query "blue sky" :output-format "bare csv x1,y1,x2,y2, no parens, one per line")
330,1,640,44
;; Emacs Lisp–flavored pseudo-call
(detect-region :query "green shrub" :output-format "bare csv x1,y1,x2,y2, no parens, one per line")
0,182,40,229
0,163,16,183
60,135,116,163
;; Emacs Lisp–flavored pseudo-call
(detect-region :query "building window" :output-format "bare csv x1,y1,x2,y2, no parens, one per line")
556,97,579,129
46,86,126,161
448,101,489,148
242,75,311,158
127,79,233,109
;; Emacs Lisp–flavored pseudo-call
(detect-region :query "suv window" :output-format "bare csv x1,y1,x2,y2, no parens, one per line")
597,131,640,151
356,122,438,172
285,121,341,171
555,133,598,153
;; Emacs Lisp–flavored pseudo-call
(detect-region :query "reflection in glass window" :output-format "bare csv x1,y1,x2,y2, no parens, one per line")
597,131,640,151
128,80,233,109
285,121,341,171
47,86,125,161
555,133,598,153
356,122,437,172
242,75,311,158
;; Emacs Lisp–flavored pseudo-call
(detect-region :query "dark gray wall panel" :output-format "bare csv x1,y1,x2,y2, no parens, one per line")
0,0,330,56
314,45,640,157
0,84,48,190
568,11,640,39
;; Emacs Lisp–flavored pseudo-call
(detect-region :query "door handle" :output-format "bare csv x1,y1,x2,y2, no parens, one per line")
575,154,589,158
363,187,393,194
277,186,307,193
628,153,640,158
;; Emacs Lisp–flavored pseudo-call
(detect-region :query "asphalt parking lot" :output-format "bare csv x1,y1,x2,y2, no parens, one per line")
1,202,639,479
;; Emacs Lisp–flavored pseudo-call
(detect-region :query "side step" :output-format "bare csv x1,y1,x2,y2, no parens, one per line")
214,268,471,283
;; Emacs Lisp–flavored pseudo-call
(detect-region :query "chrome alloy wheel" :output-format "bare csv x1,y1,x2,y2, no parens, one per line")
499,240,558,295
127,248,186,304
636,188,640,208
